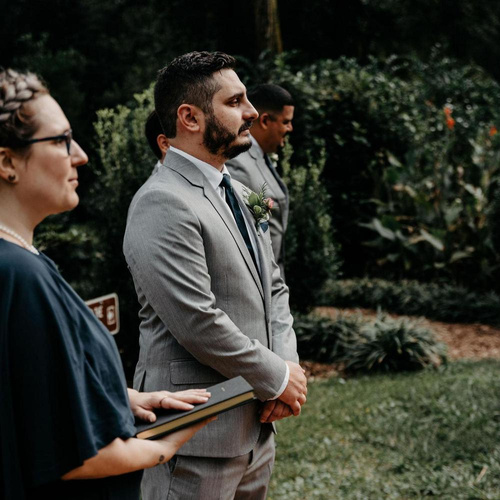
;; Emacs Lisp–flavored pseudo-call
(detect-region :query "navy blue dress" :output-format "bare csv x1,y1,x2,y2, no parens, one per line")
0,239,142,499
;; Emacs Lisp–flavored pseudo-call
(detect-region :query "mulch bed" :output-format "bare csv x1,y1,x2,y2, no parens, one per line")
299,307,500,381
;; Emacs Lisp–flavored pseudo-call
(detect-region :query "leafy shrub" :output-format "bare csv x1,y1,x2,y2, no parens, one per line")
243,51,500,289
34,218,105,300
293,312,363,363
281,140,341,312
487,175,500,256
337,314,447,374
294,310,447,373
321,278,500,325
83,85,157,378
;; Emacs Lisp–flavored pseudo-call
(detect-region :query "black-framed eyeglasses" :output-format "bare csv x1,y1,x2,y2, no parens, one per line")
23,129,73,155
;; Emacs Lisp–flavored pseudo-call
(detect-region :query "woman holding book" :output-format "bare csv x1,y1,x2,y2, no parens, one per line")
0,68,213,500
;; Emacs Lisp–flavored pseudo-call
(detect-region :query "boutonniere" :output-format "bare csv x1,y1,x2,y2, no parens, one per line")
244,183,274,231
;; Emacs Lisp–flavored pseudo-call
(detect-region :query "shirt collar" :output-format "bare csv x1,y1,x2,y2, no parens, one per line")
169,146,230,190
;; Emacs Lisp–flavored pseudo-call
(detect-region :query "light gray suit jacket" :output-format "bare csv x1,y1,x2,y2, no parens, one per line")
226,140,289,277
123,151,298,459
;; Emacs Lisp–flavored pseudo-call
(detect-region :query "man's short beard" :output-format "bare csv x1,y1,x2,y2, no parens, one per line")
203,112,252,160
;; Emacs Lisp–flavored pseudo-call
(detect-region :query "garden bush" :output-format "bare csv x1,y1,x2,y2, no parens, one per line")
294,310,447,373
337,313,447,374
293,312,363,363
280,139,341,312
84,85,157,376
34,218,105,300
321,278,500,326
242,51,500,290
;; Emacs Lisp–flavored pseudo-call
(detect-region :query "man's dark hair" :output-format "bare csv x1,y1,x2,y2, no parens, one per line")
154,51,236,138
247,84,294,116
144,110,164,160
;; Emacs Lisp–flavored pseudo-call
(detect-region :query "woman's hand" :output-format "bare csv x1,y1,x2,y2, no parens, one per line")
128,388,210,422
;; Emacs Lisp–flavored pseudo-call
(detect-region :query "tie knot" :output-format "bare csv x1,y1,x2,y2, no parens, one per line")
220,173,233,192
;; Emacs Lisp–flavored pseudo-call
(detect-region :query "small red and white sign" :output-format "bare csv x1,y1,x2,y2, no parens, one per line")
85,293,120,335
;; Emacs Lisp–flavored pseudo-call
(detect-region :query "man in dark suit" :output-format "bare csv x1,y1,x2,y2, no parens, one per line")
123,52,306,500
226,84,294,278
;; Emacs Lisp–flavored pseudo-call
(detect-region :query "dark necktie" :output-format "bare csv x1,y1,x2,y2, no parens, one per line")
264,154,287,195
220,174,258,269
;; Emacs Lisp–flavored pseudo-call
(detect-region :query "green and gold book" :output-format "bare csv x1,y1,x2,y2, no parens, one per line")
135,376,256,440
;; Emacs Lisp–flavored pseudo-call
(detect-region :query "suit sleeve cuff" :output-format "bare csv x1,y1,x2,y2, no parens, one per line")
268,362,289,400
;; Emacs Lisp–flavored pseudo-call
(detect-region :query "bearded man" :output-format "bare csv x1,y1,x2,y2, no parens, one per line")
123,51,307,500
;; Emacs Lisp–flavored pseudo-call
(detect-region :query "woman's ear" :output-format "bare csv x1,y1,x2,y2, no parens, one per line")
177,104,202,133
0,147,19,184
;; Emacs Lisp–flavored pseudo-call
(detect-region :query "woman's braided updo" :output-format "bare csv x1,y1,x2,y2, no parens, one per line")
0,68,49,152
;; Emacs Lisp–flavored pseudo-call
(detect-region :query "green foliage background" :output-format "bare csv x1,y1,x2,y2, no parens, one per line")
30,49,500,376
3,6,500,495
3,1,498,374
4,0,500,150
321,278,500,326
253,52,500,288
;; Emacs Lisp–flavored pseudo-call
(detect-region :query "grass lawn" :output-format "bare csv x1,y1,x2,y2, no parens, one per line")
268,360,500,500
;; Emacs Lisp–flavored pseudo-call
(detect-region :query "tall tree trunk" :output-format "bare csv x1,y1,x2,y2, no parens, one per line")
254,0,283,54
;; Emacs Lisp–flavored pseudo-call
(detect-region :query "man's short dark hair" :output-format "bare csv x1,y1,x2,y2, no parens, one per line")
247,84,294,116
154,51,236,138
144,110,164,160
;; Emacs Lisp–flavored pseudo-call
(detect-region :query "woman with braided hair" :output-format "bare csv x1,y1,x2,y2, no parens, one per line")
0,68,214,500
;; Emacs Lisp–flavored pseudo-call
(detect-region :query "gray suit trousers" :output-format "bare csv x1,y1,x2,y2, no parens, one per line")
142,425,275,500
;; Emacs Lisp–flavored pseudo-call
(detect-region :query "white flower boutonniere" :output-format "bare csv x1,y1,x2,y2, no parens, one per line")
244,183,275,231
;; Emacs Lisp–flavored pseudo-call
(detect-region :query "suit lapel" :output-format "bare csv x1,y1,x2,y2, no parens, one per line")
249,143,288,200
248,144,289,235
166,152,265,300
